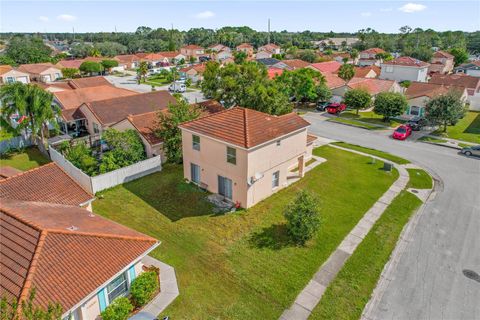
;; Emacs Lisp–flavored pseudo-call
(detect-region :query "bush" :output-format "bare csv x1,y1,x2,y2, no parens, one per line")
100,297,133,320
61,142,98,176
129,271,159,307
284,190,321,246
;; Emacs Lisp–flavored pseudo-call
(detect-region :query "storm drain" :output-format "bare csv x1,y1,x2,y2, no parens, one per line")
462,269,480,283
411,189,419,194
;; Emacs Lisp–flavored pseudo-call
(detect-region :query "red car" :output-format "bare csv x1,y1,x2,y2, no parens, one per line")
326,103,347,114
392,125,412,140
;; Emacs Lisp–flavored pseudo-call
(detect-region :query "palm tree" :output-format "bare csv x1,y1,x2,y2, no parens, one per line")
0,83,58,144
137,61,149,83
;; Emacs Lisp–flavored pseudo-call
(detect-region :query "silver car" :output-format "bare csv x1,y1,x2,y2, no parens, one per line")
461,145,480,157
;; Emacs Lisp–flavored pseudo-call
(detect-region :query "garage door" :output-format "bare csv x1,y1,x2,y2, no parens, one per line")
17,76,28,84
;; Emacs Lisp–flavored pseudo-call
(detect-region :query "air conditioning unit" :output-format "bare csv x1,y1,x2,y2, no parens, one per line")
247,172,264,186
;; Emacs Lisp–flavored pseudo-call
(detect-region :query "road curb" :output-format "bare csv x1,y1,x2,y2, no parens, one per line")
418,140,462,151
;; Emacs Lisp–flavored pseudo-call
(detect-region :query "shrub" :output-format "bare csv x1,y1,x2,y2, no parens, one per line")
61,142,98,176
129,271,159,307
284,190,321,246
100,297,133,320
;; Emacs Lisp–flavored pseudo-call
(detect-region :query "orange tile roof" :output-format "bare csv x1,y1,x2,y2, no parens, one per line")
361,48,385,55
0,163,93,206
310,61,341,73
267,67,284,79
0,65,13,75
54,85,137,110
323,72,346,89
259,43,280,51
433,50,454,59
126,112,162,145
0,166,22,179
157,51,183,58
179,63,206,73
182,44,204,50
307,134,318,145
179,107,310,149
68,76,112,89
114,54,140,64
135,53,166,61
236,43,253,49
18,63,59,74
57,57,104,70
0,198,157,312
354,65,380,78
429,73,480,92
347,77,396,95
383,56,429,67
405,82,455,99
280,59,311,70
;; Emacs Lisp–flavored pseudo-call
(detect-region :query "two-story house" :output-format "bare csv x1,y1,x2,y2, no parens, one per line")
358,48,385,66
380,56,430,83
236,43,254,57
180,45,205,60
179,107,315,208
429,50,455,75
258,43,282,55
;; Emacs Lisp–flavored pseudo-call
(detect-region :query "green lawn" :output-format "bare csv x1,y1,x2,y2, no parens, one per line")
432,111,480,144
0,129,14,142
0,147,50,171
328,117,384,130
332,142,410,165
93,146,398,319
310,191,422,320
407,169,433,189
340,110,403,128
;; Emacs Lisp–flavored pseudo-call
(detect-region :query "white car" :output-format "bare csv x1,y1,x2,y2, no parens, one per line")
168,82,186,93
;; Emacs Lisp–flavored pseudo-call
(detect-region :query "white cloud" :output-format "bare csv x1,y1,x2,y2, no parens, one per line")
38,16,49,22
57,14,77,22
361,12,372,17
194,10,215,19
399,3,427,13
380,8,393,12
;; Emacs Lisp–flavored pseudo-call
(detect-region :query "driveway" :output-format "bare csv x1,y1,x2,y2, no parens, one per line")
304,112,480,320
105,75,206,103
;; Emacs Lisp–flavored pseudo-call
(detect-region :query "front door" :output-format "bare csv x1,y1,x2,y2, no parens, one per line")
218,175,233,200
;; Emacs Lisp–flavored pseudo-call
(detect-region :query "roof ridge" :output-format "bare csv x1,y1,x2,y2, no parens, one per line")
0,162,56,184
178,105,232,127
45,228,158,243
243,108,250,148
0,203,44,231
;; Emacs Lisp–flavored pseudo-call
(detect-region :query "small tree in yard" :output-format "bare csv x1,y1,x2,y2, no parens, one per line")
101,59,119,74
100,297,133,320
425,90,467,132
344,88,372,115
156,97,201,163
129,271,159,308
373,92,408,121
337,63,355,82
284,190,321,246
99,129,146,174
61,67,79,79
316,83,332,102
1,287,63,320
79,61,103,76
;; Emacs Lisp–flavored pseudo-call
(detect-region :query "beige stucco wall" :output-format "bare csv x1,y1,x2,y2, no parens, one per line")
79,104,103,135
0,70,30,84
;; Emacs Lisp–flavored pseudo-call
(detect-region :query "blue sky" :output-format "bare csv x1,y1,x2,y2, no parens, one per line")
1,1,479,33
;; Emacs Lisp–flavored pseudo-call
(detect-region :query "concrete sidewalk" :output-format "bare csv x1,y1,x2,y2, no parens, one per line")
280,146,409,320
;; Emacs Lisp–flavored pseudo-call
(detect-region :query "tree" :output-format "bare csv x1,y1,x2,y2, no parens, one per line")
0,55,17,66
0,82,58,144
298,49,317,63
156,97,201,163
344,88,372,115
284,190,321,246
0,287,63,320
373,92,408,121
59,141,98,176
5,36,52,64
99,129,146,173
449,47,469,66
350,49,359,63
69,42,93,58
425,90,467,132
275,68,326,103
79,61,104,76
61,68,79,79
315,83,332,102
101,59,119,73
233,51,247,64
94,42,127,57
137,61,149,83
100,297,133,320
337,64,355,82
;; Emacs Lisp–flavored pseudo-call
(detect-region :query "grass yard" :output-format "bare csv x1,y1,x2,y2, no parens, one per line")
0,147,50,171
432,111,480,144
328,117,383,130
93,146,398,319
0,129,14,142
418,136,448,144
407,169,433,189
310,191,422,320
332,142,410,165
340,110,403,128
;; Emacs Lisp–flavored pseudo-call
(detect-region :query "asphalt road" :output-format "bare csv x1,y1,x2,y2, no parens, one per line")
305,112,480,320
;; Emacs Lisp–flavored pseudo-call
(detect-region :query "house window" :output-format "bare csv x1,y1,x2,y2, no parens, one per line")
227,146,236,165
410,106,421,116
106,272,128,303
385,66,394,73
5,77,15,83
276,140,281,146
272,171,280,188
191,163,200,184
218,175,233,200
192,135,200,151
93,122,100,134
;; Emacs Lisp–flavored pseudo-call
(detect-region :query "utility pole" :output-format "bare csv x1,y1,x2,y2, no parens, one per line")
115,25,117,33
72,27,75,41
268,18,271,44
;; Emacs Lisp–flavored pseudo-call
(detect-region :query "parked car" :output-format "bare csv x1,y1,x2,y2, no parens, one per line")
199,56,211,62
392,125,412,140
168,81,186,93
460,145,480,157
326,103,347,114
406,116,428,131
316,101,329,111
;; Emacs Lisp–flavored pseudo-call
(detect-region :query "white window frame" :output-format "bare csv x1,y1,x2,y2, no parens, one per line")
5,77,15,83
226,146,236,165
272,171,280,189
192,135,200,151
106,272,129,304
190,163,200,184
385,66,394,73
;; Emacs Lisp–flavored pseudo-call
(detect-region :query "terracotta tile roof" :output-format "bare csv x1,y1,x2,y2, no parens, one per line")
35,81,74,92
429,73,480,92
0,163,93,206
347,77,396,95
383,56,430,67
354,66,380,78
309,61,342,73
236,43,253,49
323,72,346,89
283,59,311,70
182,44,204,50
0,65,13,75
307,134,318,145
405,82,453,99
259,43,280,51
61,108,86,122
114,54,140,64
194,99,225,115
361,48,385,55
135,53,166,61
0,166,22,179
179,63,206,73
433,50,454,59
18,63,59,74
267,67,284,79
179,107,310,149
54,85,137,110
0,198,157,312
68,76,112,89
56,57,104,69
84,90,177,126
157,51,183,58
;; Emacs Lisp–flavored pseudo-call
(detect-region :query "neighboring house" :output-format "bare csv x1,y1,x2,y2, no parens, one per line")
79,90,177,136
0,65,30,84
255,50,273,60
179,107,314,208
258,43,281,55
332,77,401,100
332,52,354,64
0,162,94,210
323,73,346,96
354,66,381,78
358,48,385,67
454,60,480,77
236,43,254,56
114,54,141,69
135,53,169,67
273,59,311,71
214,50,233,62
209,44,231,52
267,67,284,79
17,63,62,83
380,56,430,82
179,63,206,83
67,76,113,89
180,45,205,60
0,197,158,320
157,51,186,64
256,58,280,67
404,82,468,117
56,57,104,70
308,61,342,73
429,50,455,75
429,73,480,110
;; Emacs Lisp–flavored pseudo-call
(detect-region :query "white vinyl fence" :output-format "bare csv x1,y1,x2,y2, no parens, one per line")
49,146,162,194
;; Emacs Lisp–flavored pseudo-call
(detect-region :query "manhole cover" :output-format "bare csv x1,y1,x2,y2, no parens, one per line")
463,269,480,283
411,189,419,194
